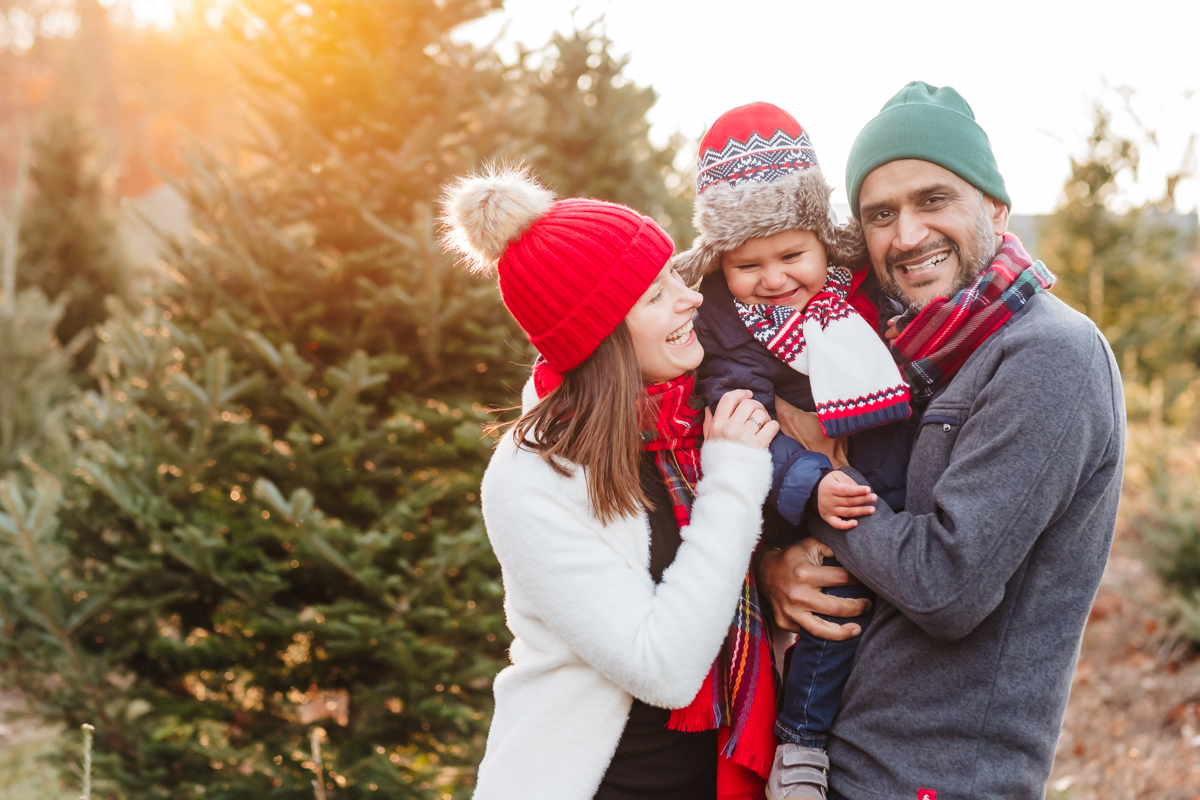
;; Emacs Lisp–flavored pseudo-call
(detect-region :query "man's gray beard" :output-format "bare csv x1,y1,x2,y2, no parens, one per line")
881,203,998,313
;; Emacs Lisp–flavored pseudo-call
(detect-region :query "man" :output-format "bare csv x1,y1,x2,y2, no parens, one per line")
759,81,1126,800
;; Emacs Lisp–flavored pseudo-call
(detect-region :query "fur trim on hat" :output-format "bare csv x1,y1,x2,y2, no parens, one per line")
440,165,556,274
673,167,867,285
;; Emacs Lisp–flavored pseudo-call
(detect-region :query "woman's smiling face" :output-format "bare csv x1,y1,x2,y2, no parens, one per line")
624,263,704,383
720,229,829,309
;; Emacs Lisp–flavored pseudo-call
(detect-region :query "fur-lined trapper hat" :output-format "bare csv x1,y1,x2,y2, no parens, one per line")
673,102,867,285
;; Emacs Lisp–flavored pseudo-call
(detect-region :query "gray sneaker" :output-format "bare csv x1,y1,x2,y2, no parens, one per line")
765,743,829,800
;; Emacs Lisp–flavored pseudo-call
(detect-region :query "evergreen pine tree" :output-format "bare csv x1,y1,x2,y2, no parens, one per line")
1041,103,1200,641
0,1,698,798
17,98,129,367
0,288,78,472
519,25,694,246
1040,105,1200,403
0,4,700,797
3,1,520,796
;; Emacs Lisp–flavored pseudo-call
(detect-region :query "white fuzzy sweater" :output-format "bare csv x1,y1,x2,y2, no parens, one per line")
473,431,772,799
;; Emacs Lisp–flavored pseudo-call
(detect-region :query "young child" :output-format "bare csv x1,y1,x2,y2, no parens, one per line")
673,103,915,800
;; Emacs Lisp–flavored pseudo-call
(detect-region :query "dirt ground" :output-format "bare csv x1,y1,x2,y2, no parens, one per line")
3,532,1199,799
1047,534,1200,800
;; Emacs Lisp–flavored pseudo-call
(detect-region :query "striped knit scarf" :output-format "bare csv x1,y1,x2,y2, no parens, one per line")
894,233,1056,402
640,374,777,790
736,266,911,437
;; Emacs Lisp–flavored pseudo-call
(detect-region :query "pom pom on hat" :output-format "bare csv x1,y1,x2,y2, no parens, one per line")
440,164,556,273
439,166,674,377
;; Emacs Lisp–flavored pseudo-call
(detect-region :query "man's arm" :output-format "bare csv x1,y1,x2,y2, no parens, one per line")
810,327,1121,641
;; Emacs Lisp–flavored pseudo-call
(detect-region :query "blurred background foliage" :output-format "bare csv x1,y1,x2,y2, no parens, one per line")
0,1,693,798
0,1,1194,799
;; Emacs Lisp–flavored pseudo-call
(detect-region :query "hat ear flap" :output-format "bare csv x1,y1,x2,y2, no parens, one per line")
826,215,869,268
671,237,722,287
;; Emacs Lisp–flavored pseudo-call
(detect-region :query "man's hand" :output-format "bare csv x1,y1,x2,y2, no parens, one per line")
757,538,871,639
818,471,877,530
775,397,849,468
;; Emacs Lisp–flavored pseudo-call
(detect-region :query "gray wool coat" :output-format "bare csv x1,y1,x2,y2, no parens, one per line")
810,290,1126,800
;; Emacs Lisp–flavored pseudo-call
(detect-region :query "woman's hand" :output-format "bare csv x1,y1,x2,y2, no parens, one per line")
757,538,870,639
775,397,849,468
703,389,778,450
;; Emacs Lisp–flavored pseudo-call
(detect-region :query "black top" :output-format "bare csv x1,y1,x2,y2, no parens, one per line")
593,452,718,800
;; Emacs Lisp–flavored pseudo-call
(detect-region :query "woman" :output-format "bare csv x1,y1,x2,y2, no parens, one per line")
441,167,780,800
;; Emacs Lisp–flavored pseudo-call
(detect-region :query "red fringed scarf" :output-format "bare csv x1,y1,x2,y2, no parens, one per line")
894,233,1056,401
639,374,776,798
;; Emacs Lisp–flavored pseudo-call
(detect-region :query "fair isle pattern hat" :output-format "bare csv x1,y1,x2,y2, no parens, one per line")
674,102,867,285
696,103,819,193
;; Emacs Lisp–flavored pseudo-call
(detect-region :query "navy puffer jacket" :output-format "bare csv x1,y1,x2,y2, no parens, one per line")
695,268,916,538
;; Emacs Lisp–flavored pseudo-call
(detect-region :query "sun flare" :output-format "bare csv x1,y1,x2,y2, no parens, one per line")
125,0,181,30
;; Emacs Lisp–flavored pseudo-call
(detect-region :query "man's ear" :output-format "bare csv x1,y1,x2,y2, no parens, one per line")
987,195,1009,236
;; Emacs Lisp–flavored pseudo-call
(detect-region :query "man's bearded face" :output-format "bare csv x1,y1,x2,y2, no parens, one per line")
858,160,1006,313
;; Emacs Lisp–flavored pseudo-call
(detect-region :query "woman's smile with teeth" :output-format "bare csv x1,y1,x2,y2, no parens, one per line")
901,251,950,275
665,318,694,345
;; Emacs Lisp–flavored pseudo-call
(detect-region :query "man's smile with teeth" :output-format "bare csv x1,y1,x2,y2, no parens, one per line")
900,251,950,275
665,318,694,345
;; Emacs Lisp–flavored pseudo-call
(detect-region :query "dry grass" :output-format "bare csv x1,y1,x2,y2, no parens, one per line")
0,686,65,800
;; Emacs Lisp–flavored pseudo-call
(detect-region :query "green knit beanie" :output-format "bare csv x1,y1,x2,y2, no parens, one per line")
846,81,1010,218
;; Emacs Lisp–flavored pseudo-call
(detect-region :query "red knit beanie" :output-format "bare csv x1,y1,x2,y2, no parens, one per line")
441,167,674,376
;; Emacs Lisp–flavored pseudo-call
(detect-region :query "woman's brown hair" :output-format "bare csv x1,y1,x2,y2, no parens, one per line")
508,322,648,524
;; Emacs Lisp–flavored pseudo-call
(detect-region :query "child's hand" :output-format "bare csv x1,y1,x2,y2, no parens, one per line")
884,316,901,343
818,471,877,530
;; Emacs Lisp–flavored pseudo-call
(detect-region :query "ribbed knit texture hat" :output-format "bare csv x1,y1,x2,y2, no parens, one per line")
673,102,866,285
440,167,674,376
845,81,1011,218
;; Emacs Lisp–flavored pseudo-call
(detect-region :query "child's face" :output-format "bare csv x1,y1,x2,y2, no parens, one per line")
720,229,828,310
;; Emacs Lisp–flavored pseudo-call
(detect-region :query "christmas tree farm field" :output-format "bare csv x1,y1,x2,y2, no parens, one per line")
0,686,63,800
0,2,699,796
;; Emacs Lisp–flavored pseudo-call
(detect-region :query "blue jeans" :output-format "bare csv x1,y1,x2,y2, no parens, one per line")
774,558,873,749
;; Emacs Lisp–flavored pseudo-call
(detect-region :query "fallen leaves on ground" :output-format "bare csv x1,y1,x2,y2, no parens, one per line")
1049,535,1200,800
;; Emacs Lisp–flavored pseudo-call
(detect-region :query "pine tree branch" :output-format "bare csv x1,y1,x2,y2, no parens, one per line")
357,207,418,251
0,476,137,758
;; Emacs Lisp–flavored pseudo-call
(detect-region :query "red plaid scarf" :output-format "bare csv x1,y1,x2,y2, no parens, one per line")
639,375,704,528
894,233,1055,401
640,374,776,792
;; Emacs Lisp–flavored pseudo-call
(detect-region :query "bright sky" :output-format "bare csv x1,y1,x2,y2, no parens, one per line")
456,0,1200,217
